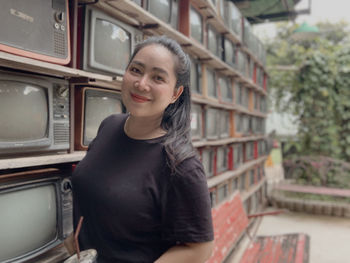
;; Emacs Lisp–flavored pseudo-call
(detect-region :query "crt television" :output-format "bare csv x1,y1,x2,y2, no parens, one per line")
0,0,71,65
0,169,73,263
179,4,203,44
205,107,219,140
190,103,203,141
0,70,70,156
207,23,221,57
190,57,202,95
147,0,179,29
232,143,243,169
218,76,232,103
222,36,236,68
78,5,143,76
74,86,124,150
206,67,217,99
216,146,228,175
224,1,242,40
201,147,215,178
219,110,230,139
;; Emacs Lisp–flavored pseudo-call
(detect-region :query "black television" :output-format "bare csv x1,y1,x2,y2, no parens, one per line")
78,5,143,76
0,0,71,65
0,70,70,156
74,86,124,150
0,169,73,263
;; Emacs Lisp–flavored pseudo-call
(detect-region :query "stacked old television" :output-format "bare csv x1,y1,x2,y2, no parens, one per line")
0,169,73,263
78,5,143,76
0,0,71,65
74,86,124,150
0,70,70,156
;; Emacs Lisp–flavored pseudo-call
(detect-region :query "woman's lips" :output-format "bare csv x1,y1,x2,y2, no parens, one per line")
130,92,151,103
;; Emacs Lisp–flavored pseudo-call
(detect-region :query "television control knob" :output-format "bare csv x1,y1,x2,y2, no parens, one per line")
60,25,65,31
55,12,65,23
54,23,60,30
56,86,69,98
61,178,72,194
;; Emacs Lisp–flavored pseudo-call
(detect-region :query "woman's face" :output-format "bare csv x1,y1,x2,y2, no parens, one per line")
121,44,183,119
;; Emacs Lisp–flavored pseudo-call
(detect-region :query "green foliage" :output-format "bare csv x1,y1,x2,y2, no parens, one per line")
265,21,350,161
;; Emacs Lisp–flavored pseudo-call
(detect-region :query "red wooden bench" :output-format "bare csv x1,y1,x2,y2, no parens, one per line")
207,192,310,263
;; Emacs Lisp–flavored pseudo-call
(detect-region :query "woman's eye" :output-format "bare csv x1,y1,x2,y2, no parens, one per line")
155,75,164,82
130,67,141,74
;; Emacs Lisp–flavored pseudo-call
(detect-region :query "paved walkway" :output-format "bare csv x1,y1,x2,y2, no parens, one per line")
226,211,350,263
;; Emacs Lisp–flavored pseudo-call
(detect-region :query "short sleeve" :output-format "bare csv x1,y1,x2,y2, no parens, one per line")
161,157,214,243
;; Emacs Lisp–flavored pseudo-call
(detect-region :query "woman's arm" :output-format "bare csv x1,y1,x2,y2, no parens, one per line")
154,241,214,263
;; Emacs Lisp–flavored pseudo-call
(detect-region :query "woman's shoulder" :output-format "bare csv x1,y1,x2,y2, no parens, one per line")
173,155,206,181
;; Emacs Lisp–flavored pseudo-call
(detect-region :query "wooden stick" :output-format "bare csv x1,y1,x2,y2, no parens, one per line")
74,216,84,260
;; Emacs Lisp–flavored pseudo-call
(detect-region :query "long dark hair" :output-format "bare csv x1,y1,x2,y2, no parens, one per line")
127,35,197,174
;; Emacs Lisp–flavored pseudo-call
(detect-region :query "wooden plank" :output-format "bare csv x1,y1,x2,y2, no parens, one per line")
0,51,113,81
0,151,86,170
207,157,267,188
191,96,268,117
193,135,267,148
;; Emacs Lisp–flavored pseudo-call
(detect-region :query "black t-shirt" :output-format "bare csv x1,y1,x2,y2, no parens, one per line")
72,114,214,263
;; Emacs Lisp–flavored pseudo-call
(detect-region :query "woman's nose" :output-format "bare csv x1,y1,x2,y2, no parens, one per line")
135,75,150,92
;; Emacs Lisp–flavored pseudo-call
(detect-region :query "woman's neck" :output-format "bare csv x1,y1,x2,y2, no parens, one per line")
124,114,167,140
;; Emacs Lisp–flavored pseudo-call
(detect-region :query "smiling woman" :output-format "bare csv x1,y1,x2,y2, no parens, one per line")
71,36,214,263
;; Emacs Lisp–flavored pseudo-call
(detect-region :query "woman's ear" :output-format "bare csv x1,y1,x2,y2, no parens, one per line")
171,86,184,103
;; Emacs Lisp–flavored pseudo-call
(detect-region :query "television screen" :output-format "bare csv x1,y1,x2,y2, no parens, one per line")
201,148,214,178
209,188,217,207
242,115,250,134
223,37,236,67
0,173,73,263
0,70,70,155
236,50,247,76
190,103,203,140
217,183,228,203
190,7,203,44
0,81,48,142
148,0,171,23
216,146,228,174
224,1,242,39
75,87,123,150
0,0,71,65
235,82,243,105
234,113,242,133
190,57,202,94
84,89,123,145
148,0,179,29
219,76,232,103
206,67,217,99
205,108,219,139
233,143,243,169
81,6,143,76
245,142,254,161
243,87,249,108
240,172,247,191
219,110,230,138
207,24,220,57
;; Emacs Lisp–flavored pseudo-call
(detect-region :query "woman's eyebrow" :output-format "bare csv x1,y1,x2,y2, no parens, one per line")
131,60,170,77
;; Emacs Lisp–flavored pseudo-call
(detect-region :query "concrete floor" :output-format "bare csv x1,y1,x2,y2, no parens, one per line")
226,211,350,263
256,211,350,263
